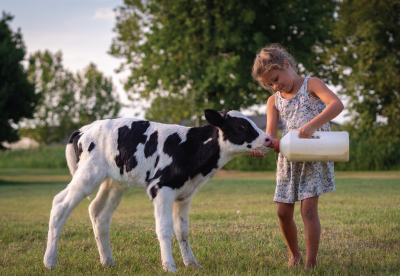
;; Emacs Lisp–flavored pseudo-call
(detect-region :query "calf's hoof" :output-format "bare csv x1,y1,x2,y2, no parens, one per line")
101,257,116,267
186,261,202,268
162,262,177,272
44,259,57,270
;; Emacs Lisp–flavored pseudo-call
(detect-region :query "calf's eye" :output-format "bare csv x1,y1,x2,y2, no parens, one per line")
238,125,245,131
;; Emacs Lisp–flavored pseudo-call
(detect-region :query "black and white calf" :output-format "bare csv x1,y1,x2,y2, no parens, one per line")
44,109,272,272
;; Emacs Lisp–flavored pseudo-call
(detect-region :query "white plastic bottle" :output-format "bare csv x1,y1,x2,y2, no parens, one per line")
270,131,349,162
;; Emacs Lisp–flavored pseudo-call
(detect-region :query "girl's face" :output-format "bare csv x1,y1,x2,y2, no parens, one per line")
259,61,297,93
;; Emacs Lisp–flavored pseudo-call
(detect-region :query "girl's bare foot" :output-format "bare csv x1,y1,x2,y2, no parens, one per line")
288,255,303,266
304,262,316,271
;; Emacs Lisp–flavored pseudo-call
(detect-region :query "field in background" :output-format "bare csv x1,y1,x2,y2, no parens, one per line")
0,169,399,275
2,142,400,171
0,146,67,169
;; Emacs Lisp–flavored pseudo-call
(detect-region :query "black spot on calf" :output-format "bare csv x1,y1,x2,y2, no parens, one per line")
221,116,259,145
68,131,83,162
115,121,150,175
68,130,81,144
88,142,96,152
76,143,83,162
145,171,150,182
150,185,158,198
144,131,158,158
205,110,259,146
154,155,159,168
147,125,220,191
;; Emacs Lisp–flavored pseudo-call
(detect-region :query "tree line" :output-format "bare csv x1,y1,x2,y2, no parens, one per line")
1,0,399,149
0,13,120,147
20,51,120,144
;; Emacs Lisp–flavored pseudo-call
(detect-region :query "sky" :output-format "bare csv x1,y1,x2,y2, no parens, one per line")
2,0,136,117
2,0,348,124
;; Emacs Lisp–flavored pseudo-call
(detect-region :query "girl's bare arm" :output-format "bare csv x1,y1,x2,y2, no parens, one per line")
266,94,279,140
250,95,279,158
298,77,344,138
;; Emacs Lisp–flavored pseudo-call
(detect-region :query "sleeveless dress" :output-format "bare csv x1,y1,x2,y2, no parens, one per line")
273,77,335,203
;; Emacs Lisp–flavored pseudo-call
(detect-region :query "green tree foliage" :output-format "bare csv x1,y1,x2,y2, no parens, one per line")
21,50,121,144
76,63,121,126
0,12,38,149
110,0,336,124
320,0,400,143
145,96,194,124
21,50,78,144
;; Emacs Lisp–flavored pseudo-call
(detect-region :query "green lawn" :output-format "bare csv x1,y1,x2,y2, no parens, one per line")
0,169,399,275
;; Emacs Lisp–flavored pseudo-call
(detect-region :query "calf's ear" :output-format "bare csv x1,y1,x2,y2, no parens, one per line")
204,109,224,127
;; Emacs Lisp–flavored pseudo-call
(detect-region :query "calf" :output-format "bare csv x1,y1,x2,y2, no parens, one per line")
44,109,272,272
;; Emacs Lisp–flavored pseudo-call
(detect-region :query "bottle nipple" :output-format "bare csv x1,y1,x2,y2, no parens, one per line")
269,139,280,153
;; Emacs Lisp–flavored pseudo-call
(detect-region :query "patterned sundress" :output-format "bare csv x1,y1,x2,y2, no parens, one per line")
273,77,335,203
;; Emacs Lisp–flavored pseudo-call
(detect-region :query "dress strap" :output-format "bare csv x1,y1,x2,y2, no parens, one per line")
298,77,310,96
274,91,281,109
303,77,310,87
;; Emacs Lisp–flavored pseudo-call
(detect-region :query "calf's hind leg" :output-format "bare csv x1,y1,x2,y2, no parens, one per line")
153,187,177,272
89,178,126,266
44,167,106,269
173,198,200,267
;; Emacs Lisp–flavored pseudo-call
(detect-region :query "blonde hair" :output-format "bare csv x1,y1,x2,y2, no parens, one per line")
252,43,297,91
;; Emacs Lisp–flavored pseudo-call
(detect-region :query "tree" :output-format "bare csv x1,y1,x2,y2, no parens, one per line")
76,63,121,126
21,50,78,144
110,0,336,125
21,50,121,144
0,12,38,149
320,0,400,142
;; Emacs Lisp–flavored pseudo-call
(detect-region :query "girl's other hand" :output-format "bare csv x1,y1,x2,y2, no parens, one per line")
250,149,268,158
297,124,317,138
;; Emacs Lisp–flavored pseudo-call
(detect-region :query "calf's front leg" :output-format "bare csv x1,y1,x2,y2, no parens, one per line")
153,187,177,272
173,198,200,267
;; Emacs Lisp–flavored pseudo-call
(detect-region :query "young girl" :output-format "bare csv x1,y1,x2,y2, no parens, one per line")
250,44,344,270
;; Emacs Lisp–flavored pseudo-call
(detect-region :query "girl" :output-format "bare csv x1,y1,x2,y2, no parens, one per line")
250,44,344,270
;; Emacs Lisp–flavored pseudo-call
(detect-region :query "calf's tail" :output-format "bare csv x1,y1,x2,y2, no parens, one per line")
66,143,78,176
66,130,93,200
66,130,81,176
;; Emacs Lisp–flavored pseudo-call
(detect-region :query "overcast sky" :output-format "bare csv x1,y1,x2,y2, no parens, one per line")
2,0,347,123
2,0,136,117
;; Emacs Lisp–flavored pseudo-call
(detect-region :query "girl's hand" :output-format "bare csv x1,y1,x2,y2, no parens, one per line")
297,124,317,138
250,149,268,158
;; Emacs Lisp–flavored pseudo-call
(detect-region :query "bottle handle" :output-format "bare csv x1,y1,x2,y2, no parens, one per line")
270,131,323,154
311,131,321,139
296,131,322,139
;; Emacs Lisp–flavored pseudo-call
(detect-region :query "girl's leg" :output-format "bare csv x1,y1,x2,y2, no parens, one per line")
276,203,302,265
300,196,320,270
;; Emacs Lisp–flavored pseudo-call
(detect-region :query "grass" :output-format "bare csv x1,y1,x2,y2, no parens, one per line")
0,145,67,169
0,169,399,275
2,141,400,171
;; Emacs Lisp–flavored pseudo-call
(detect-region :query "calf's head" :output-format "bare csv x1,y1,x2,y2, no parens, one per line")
204,109,272,155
